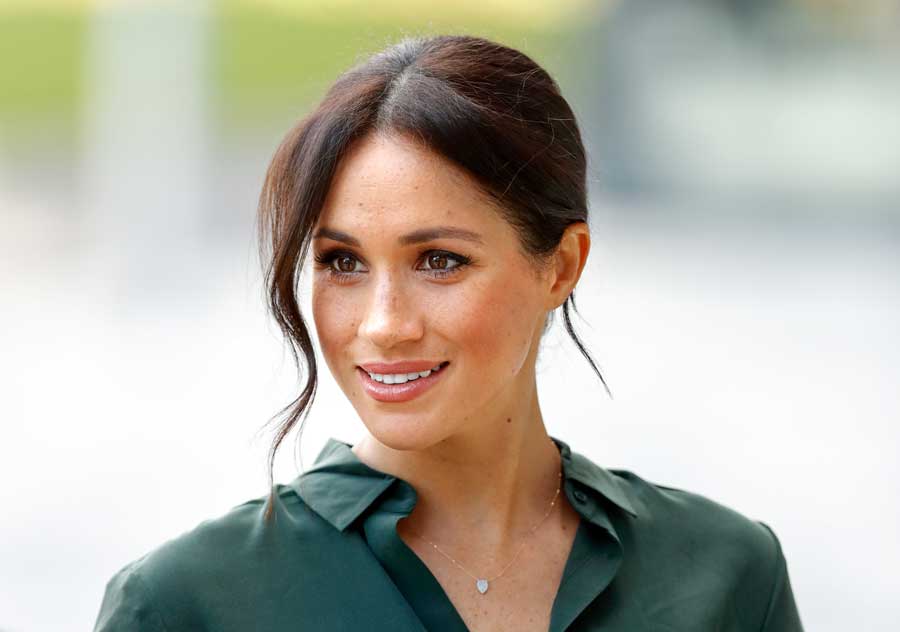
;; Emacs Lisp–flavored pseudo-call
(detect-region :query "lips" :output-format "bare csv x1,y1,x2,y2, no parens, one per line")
357,362,450,403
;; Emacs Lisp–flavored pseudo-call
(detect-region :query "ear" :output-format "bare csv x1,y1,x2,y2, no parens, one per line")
544,222,591,310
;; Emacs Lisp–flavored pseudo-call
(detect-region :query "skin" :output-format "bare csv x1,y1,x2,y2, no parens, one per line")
310,130,591,583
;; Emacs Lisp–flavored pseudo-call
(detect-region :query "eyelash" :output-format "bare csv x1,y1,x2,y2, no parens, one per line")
313,249,472,283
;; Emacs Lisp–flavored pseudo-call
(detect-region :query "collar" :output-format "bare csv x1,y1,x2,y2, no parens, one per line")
289,435,639,533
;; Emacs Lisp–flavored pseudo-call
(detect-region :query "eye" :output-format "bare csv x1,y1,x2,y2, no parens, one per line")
312,248,471,283
419,251,468,277
332,253,361,274
313,250,366,283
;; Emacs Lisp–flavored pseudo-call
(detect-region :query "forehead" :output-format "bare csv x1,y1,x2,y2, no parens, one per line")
318,132,502,229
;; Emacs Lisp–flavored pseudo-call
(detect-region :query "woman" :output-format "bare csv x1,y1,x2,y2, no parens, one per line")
94,35,803,631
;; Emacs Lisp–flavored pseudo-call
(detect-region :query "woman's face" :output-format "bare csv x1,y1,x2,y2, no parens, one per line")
310,132,556,451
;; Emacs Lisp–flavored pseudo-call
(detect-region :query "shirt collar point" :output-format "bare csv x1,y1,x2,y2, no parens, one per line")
552,435,641,520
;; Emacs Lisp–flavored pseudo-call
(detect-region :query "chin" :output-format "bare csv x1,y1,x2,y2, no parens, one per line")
360,413,451,453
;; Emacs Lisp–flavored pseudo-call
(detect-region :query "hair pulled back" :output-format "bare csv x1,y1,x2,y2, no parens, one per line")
257,34,609,518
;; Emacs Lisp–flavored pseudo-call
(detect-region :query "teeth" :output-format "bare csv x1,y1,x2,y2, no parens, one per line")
367,363,443,384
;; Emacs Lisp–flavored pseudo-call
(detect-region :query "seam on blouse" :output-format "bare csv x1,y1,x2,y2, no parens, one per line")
130,564,172,632
755,520,784,632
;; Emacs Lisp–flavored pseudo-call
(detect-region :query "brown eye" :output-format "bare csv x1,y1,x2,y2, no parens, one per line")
418,250,469,277
428,253,449,270
336,255,356,273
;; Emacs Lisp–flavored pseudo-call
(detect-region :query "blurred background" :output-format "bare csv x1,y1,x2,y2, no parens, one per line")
1,0,898,630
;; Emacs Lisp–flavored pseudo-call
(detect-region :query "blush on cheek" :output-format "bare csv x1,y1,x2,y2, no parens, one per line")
453,282,536,379
312,290,360,386
313,290,357,335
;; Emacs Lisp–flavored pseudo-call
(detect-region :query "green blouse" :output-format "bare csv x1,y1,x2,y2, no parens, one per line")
93,436,803,631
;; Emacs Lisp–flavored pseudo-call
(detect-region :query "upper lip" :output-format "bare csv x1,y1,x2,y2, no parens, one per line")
358,360,447,374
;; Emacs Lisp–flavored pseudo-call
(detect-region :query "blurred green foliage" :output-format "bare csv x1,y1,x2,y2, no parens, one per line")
0,10,86,139
213,5,576,127
0,3,577,141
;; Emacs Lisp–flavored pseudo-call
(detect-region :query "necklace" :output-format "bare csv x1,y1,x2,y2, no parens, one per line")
405,443,563,596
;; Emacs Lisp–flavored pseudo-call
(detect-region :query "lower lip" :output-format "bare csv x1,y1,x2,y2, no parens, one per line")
357,363,449,403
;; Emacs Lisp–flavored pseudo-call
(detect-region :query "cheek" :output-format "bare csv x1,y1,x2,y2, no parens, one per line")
311,285,360,364
441,276,538,376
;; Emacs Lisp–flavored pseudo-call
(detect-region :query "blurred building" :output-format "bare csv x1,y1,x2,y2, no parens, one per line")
577,0,900,225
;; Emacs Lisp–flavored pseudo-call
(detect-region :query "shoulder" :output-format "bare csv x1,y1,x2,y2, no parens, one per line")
614,468,781,562
609,470,797,627
93,484,334,631
121,483,321,582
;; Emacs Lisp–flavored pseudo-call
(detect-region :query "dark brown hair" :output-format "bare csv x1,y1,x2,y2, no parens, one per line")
257,34,609,518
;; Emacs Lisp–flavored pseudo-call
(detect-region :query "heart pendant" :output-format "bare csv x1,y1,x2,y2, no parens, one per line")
476,578,489,594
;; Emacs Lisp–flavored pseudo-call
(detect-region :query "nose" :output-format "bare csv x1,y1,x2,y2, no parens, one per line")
358,273,424,349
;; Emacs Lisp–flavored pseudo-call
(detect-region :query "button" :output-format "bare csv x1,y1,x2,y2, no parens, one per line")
573,490,588,503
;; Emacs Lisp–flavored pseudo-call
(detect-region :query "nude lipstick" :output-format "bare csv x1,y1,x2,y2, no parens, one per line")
357,361,450,403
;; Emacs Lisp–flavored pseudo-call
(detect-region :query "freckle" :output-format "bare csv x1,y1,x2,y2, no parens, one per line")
506,417,511,423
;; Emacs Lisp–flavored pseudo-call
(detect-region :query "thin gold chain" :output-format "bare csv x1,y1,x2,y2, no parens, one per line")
405,442,563,586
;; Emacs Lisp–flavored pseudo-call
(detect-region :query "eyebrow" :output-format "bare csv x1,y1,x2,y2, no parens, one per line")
312,226,484,247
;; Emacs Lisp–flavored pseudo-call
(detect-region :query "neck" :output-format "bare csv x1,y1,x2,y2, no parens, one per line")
350,380,563,562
